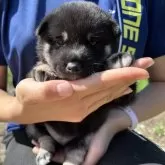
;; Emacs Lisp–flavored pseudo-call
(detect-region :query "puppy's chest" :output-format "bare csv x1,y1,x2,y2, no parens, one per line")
44,105,110,145
44,122,77,145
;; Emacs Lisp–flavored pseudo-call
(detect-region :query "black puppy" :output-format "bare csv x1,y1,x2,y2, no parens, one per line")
26,2,136,165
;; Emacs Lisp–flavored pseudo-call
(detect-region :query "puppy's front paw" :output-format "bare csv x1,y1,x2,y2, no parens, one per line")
32,69,47,82
36,148,53,165
30,62,57,82
119,52,134,67
108,52,134,69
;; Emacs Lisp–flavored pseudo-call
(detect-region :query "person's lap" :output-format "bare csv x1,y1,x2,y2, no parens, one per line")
2,129,165,165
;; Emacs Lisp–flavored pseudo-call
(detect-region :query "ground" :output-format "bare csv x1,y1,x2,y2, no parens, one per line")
0,123,5,164
0,70,165,164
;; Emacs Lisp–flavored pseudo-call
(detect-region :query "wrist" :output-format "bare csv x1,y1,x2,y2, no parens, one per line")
7,97,23,123
107,108,132,133
118,106,139,130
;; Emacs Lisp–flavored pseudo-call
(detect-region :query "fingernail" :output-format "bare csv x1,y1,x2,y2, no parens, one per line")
147,61,155,68
57,82,73,97
123,88,133,95
31,140,39,146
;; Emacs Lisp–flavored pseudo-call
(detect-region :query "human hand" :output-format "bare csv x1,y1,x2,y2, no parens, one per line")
82,108,132,165
10,57,153,124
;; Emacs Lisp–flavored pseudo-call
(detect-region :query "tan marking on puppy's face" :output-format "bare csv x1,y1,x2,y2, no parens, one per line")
62,31,68,42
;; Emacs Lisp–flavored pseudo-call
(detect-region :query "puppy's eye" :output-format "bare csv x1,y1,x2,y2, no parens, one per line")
55,36,64,47
89,37,99,46
90,40,97,46
56,36,64,45
56,40,64,46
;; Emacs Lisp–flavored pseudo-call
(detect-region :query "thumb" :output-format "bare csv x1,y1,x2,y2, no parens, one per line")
16,78,73,103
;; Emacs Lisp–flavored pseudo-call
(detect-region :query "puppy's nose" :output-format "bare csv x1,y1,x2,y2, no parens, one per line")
66,62,81,73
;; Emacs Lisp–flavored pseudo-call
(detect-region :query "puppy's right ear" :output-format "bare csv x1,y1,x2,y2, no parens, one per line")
35,19,49,38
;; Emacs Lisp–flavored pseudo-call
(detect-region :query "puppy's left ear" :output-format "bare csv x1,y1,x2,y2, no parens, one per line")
35,19,49,38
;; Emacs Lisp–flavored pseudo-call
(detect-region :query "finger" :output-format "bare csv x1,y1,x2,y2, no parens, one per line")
120,88,133,96
52,149,65,163
88,87,133,114
31,140,39,146
133,57,154,69
16,78,73,103
111,85,134,99
83,122,115,165
71,67,149,98
32,146,40,154
83,137,112,165
83,84,132,109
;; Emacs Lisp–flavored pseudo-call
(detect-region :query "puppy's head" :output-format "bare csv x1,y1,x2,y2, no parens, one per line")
36,2,120,80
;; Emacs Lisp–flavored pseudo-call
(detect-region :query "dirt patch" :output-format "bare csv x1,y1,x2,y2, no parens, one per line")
136,112,165,151
0,123,5,164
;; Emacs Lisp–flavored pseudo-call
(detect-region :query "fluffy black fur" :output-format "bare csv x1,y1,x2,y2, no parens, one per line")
26,2,136,165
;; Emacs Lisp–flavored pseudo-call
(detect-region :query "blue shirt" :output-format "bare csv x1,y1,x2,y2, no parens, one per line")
0,0,165,132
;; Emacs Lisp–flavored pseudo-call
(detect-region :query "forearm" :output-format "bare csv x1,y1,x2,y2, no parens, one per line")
131,82,165,122
114,56,165,130
130,56,165,123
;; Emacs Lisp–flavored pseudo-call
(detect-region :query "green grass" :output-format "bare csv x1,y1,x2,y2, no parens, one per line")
7,68,13,87
154,122,165,137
